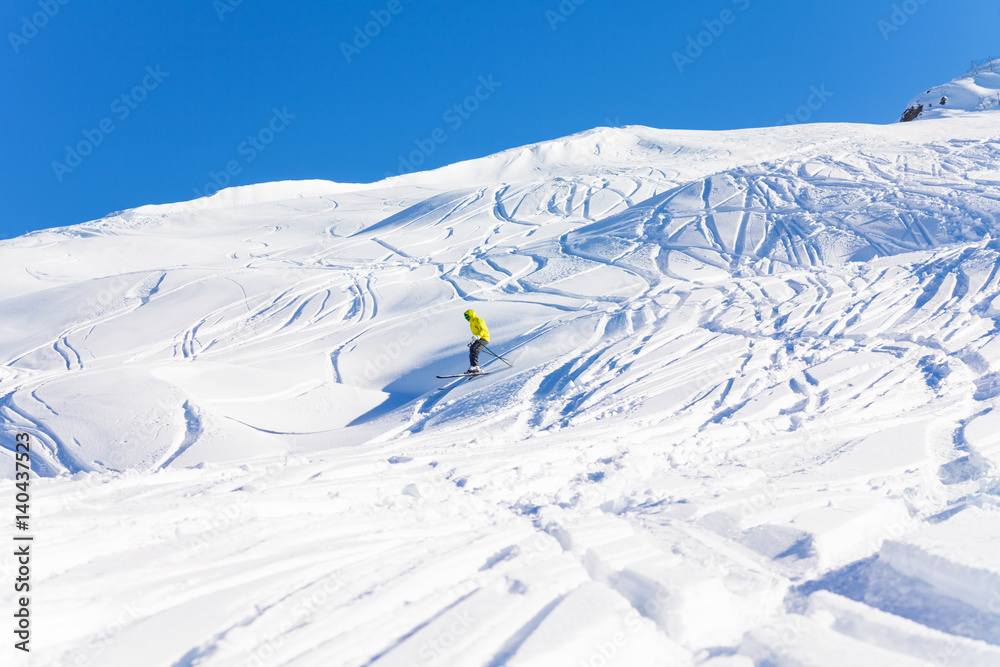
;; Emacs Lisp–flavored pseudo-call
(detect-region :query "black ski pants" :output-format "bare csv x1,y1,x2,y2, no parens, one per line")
469,339,486,367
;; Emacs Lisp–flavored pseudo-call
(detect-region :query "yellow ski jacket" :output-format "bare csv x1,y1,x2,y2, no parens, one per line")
464,309,490,343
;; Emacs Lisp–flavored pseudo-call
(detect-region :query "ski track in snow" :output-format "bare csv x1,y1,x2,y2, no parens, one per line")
3,107,1000,665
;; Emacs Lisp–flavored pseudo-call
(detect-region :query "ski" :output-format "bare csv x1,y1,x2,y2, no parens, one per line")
436,372,491,379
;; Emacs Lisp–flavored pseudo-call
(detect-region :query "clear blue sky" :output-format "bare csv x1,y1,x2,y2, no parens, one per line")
2,0,998,239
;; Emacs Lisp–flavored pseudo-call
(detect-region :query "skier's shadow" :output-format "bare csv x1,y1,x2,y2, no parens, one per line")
344,357,465,426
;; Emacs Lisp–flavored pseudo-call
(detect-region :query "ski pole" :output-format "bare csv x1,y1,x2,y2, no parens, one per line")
483,345,512,367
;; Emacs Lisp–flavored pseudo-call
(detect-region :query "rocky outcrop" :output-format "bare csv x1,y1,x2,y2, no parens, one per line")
900,104,924,122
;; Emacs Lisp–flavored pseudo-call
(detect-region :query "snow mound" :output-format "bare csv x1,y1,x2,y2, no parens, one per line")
901,58,1000,121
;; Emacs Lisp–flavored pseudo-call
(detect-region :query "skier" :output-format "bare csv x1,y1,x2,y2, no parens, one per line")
464,309,490,374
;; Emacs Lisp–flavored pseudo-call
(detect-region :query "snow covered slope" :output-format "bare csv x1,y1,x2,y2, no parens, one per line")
901,57,1000,121
4,72,1000,666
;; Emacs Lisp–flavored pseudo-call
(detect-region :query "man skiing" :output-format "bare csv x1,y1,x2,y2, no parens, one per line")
464,309,490,374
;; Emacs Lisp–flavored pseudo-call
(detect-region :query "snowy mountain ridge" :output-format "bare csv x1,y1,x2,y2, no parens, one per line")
4,68,1000,666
